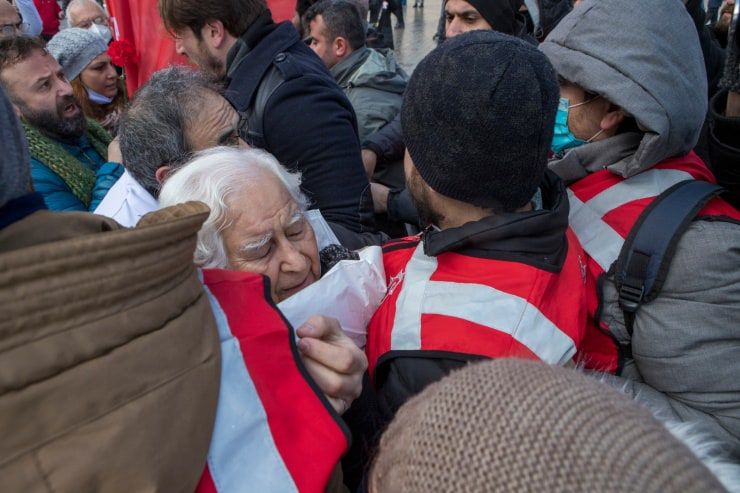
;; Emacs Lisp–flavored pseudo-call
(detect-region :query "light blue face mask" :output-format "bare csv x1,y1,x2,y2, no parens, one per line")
551,96,604,154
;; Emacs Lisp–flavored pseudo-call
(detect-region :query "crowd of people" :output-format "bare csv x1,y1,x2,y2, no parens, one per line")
1,0,740,491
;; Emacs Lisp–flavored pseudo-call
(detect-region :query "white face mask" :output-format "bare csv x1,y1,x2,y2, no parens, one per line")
88,23,112,43
86,86,115,105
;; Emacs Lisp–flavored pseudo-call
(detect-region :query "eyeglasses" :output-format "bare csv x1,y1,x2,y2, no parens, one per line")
77,16,108,29
0,22,30,36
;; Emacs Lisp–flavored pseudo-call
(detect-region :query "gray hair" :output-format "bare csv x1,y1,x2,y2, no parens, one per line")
158,146,310,269
66,0,107,27
118,65,222,197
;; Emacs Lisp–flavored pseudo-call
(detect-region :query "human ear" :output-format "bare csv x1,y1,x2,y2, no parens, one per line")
600,106,625,132
155,165,172,184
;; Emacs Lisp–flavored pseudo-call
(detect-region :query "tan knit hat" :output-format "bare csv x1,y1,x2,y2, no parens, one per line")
371,359,726,493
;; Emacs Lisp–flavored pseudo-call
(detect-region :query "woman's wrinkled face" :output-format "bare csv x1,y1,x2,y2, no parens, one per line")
221,171,320,303
80,52,118,99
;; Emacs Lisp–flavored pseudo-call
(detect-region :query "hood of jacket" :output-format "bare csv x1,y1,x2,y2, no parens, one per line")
423,170,570,272
539,0,707,178
331,47,408,95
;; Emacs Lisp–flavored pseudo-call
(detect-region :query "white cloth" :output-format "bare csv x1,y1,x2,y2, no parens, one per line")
278,246,387,348
94,169,159,227
15,0,43,36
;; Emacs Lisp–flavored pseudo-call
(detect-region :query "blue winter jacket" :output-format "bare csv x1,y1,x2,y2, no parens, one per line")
29,134,123,212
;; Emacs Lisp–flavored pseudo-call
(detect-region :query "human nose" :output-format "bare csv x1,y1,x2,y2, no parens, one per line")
58,78,74,98
446,18,462,38
278,240,306,273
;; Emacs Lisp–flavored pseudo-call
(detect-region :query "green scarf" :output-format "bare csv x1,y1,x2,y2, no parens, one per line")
23,118,112,208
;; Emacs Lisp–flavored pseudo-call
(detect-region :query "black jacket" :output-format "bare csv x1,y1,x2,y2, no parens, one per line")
709,89,740,208
224,16,378,247
375,171,571,423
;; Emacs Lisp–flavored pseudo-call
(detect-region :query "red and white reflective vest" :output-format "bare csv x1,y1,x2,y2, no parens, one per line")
567,152,740,373
197,269,349,493
366,232,588,380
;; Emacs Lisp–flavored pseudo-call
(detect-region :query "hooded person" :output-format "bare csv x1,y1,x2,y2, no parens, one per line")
0,85,221,491
540,0,740,460
364,31,588,425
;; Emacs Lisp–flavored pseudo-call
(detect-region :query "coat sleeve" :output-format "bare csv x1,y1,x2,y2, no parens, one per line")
600,219,740,459
362,113,405,165
262,75,375,235
90,162,124,211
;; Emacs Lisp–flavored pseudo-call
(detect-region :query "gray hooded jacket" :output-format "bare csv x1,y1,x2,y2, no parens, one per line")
541,0,740,460
331,47,408,142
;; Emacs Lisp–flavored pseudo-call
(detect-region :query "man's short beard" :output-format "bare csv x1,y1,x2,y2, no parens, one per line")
197,38,225,80
18,95,87,140
407,167,445,228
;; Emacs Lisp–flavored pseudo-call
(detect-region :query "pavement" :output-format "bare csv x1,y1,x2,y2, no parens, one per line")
389,0,444,73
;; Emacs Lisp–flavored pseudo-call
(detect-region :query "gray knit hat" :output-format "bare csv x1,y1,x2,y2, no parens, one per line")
46,28,108,81
372,359,727,493
0,86,31,209
401,30,558,212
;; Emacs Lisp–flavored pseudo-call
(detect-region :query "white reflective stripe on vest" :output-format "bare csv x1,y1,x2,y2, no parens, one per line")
391,243,577,365
202,285,298,493
568,168,694,272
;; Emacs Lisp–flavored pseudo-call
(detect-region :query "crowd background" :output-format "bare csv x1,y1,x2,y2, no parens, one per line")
1,0,740,492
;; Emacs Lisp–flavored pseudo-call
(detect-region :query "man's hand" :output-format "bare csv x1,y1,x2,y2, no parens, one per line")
107,137,123,164
362,148,378,178
296,315,367,414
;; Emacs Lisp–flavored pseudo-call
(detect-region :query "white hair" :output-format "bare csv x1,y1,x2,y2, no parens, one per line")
66,0,107,27
159,146,310,269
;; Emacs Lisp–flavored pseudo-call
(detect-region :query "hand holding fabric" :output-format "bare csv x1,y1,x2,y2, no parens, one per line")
296,315,368,414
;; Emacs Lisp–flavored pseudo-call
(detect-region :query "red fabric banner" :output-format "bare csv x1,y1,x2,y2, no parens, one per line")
106,0,296,96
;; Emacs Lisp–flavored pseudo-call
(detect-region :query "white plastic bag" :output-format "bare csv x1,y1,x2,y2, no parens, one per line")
278,246,386,348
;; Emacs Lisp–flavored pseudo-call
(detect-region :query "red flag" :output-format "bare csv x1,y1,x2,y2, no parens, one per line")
106,0,297,95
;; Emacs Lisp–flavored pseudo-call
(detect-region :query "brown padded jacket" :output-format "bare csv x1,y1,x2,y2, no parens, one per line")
0,202,220,492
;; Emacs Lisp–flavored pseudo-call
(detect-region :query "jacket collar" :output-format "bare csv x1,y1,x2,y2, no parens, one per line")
422,170,570,271
548,132,642,185
330,47,371,83
224,16,300,111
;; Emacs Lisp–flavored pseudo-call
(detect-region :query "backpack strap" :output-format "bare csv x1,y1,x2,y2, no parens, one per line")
235,52,301,149
615,179,723,335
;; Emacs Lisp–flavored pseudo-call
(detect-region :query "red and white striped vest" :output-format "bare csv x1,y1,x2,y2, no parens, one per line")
197,269,349,493
567,152,740,373
366,232,588,380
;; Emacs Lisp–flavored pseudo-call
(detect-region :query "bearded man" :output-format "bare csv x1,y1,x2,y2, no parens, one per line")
0,35,122,211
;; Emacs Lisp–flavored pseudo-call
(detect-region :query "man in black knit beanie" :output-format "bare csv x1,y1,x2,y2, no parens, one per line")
365,30,589,425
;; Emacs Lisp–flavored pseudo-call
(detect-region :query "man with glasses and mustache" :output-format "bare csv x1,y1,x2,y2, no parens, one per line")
0,35,123,211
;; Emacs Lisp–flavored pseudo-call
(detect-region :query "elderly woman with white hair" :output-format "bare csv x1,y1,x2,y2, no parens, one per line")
159,146,335,302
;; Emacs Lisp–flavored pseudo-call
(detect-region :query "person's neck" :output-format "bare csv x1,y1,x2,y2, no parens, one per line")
220,34,238,62
38,127,83,144
437,202,532,230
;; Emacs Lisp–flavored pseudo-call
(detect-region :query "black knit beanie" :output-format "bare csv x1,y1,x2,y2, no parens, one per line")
463,0,523,35
401,30,558,211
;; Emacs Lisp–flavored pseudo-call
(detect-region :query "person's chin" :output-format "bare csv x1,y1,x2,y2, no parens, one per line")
277,272,316,302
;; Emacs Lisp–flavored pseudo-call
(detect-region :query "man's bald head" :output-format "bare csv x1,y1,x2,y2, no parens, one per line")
66,0,107,28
